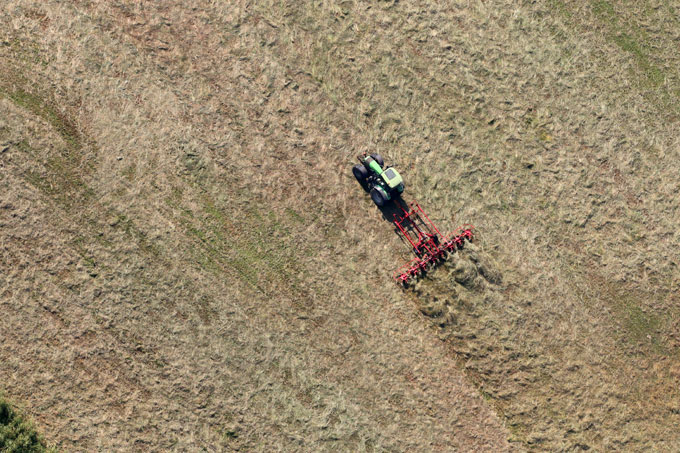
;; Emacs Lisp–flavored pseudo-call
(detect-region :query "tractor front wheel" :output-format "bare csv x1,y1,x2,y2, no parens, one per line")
371,154,384,168
370,187,387,207
353,164,368,181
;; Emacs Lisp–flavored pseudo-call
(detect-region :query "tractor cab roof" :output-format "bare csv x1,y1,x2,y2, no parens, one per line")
381,167,403,189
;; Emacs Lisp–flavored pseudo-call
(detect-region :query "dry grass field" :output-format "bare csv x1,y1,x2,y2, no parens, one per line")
1,0,679,451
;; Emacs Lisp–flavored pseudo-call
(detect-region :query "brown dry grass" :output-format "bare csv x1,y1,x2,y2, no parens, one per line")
1,0,680,451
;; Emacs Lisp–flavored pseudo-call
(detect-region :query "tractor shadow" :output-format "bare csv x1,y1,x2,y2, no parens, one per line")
356,179,415,249
378,196,418,251
377,196,408,224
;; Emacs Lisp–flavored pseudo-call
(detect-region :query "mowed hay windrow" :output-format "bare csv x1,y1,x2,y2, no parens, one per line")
2,0,680,451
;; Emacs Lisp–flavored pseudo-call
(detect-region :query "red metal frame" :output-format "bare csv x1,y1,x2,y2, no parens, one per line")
392,202,474,286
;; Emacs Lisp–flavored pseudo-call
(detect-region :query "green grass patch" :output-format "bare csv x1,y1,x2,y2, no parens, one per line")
285,208,305,224
0,84,81,152
618,299,664,353
1,81,95,211
552,0,678,113
623,303,659,339
611,33,664,87
589,0,668,90
164,183,310,299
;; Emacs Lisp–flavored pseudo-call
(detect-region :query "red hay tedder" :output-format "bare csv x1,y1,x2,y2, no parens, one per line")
392,201,474,286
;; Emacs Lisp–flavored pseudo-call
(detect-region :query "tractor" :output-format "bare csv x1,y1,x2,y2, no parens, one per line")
351,153,475,287
352,152,404,207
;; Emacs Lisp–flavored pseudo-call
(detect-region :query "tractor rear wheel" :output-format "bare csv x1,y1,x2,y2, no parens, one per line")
353,164,368,181
370,187,387,207
371,154,384,168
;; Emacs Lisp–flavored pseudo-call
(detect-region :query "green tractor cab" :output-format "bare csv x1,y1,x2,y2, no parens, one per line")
353,153,404,207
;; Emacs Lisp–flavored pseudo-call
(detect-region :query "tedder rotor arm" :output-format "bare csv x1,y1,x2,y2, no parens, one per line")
392,201,475,286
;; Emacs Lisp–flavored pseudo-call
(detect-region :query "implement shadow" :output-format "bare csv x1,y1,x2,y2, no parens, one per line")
379,195,417,253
